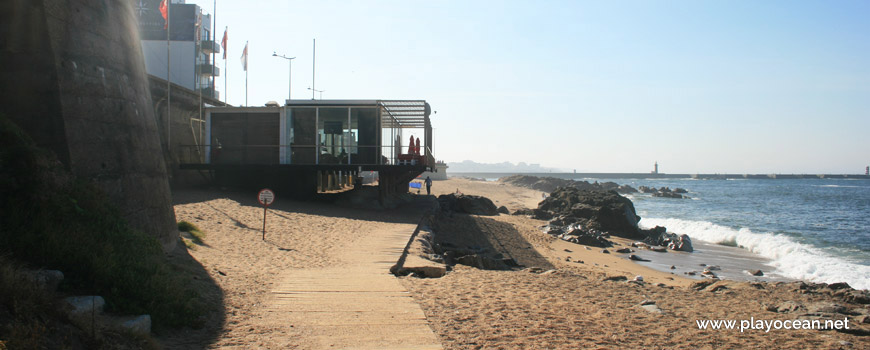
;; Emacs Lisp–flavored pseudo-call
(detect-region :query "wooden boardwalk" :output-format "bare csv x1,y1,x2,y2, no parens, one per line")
267,222,442,349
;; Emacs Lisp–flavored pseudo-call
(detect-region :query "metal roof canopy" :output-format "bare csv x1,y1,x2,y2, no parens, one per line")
281,99,431,129
379,100,430,129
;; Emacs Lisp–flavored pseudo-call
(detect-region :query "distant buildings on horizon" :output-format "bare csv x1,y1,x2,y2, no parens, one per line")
447,160,562,173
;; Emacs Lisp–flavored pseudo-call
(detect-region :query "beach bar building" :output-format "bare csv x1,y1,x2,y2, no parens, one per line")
179,100,435,201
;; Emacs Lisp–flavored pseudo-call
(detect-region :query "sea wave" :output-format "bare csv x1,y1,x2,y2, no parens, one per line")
640,217,870,290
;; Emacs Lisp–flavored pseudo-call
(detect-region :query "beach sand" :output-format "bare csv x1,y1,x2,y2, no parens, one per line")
400,178,869,349
160,179,869,349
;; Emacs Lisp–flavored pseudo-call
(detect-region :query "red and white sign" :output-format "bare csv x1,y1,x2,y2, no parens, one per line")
258,188,275,207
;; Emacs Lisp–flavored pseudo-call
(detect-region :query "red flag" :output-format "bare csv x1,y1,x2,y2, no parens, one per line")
241,42,248,71
159,0,168,30
221,28,228,59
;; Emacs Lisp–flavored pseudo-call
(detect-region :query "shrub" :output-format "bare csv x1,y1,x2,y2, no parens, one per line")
0,114,203,330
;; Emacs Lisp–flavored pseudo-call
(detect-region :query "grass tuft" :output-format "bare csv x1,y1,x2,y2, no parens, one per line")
178,221,206,245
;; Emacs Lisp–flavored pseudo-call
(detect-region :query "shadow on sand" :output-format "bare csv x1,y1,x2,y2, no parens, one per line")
156,240,226,349
431,213,555,270
172,185,435,227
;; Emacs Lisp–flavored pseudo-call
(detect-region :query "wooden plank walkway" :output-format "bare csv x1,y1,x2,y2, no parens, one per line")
266,222,442,349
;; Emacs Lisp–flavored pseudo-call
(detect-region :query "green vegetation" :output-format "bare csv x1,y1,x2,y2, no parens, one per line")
0,114,203,330
178,221,206,245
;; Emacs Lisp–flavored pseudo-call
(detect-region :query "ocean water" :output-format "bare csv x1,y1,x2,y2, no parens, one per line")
587,178,870,290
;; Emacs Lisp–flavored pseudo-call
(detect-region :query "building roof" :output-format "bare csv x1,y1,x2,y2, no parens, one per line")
283,99,431,129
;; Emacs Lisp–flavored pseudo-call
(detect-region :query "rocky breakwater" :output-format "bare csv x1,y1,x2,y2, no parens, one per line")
639,186,690,199
524,187,694,254
499,175,637,194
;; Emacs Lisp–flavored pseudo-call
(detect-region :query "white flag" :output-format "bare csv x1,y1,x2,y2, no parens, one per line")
241,42,248,71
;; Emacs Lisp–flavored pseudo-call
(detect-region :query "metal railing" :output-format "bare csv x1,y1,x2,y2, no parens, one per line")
178,144,434,167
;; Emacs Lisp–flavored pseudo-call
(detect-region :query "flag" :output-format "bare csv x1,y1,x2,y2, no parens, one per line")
241,42,248,71
159,0,168,30
221,28,228,59
195,10,202,41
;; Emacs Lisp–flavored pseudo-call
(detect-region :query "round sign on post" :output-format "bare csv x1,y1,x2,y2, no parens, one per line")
258,189,275,240
258,189,275,207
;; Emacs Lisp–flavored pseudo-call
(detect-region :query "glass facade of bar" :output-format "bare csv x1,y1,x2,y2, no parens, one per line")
202,101,427,166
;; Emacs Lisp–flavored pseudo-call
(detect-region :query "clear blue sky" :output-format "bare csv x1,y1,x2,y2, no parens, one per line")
193,0,869,174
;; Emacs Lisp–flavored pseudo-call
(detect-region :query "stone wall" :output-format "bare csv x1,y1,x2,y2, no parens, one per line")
147,75,226,187
0,0,177,250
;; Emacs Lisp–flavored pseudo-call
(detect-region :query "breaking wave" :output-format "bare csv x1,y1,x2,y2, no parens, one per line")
640,217,870,290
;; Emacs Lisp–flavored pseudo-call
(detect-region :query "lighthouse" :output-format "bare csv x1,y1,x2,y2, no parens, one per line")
653,161,659,174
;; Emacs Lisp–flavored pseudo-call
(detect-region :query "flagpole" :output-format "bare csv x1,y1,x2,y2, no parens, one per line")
166,0,171,151
212,0,216,101
197,8,202,160
312,38,315,100
245,41,249,107
224,27,227,105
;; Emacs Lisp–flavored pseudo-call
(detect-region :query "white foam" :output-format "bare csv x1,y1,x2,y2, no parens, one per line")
640,217,870,290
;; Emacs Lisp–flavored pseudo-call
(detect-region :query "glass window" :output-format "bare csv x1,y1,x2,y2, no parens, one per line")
289,108,316,164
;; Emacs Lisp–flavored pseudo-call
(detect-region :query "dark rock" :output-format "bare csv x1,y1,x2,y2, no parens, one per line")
512,208,533,216
749,269,764,276
615,247,633,253
497,206,510,214
558,223,614,247
499,175,638,195
531,209,554,220
673,188,688,194
670,265,676,269
601,249,610,254
638,186,656,194
628,254,649,262
602,275,628,282
643,227,693,252
617,185,638,193
537,187,643,239
827,282,852,290
437,194,499,215
653,191,687,199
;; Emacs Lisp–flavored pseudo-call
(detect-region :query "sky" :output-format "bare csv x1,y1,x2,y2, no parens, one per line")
191,0,868,174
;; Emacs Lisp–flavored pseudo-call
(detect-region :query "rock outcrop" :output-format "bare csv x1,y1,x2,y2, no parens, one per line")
437,194,499,216
643,227,694,252
499,175,637,194
538,187,644,239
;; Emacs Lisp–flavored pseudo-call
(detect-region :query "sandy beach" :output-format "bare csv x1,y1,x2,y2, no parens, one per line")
161,178,869,349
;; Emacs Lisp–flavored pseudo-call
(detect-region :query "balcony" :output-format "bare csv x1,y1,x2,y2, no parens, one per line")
197,63,220,77
198,88,219,100
200,40,221,54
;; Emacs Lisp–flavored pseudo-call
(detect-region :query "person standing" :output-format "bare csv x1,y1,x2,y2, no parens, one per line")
425,176,433,195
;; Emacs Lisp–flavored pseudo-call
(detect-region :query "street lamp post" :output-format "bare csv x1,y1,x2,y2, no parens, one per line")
307,87,324,100
272,52,295,101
